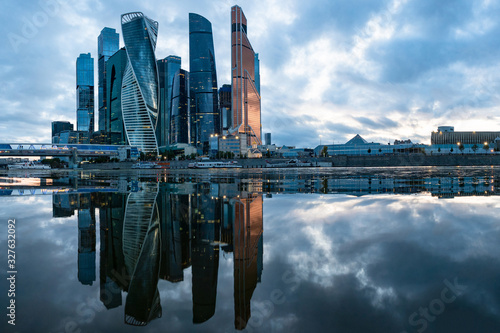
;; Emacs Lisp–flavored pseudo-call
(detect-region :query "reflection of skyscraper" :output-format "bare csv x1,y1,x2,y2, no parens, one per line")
121,12,160,153
191,183,221,324
233,194,263,330
125,202,162,326
189,13,220,153
122,183,162,326
98,27,119,133
99,193,127,310
158,185,186,282
76,53,95,133
230,6,261,147
157,56,181,147
78,207,96,286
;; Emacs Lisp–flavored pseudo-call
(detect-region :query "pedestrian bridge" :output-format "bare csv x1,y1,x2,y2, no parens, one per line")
0,143,138,160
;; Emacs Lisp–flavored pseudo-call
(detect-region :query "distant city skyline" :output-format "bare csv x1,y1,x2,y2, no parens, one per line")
3,0,500,147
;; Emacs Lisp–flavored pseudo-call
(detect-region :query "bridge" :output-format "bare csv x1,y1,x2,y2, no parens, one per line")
0,143,139,163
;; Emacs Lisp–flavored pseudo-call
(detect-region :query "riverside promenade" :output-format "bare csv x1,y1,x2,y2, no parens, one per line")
77,154,500,170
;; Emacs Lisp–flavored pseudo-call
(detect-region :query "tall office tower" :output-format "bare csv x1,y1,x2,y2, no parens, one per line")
219,84,231,134
106,48,128,145
157,56,181,147
76,53,95,133
98,28,119,134
170,69,191,144
264,133,271,146
189,13,220,154
121,12,160,154
230,6,261,147
51,121,73,142
254,53,260,95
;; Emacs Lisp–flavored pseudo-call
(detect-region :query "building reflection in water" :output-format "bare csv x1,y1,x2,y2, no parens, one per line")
51,181,263,329
233,193,263,330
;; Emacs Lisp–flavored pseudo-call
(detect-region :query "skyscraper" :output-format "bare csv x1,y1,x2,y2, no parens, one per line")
230,6,262,147
157,56,181,147
170,69,191,145
51,121,73,143
254,53,260,95
106,48,128,145
219,84,231,134
98,28,119,134
121,12,160,154
76,53,95,133
189,13,219,154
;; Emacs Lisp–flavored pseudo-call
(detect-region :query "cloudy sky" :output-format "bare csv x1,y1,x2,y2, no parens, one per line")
2,0,500,147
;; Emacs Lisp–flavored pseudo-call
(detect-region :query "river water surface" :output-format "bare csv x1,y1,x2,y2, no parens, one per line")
1,166,499,333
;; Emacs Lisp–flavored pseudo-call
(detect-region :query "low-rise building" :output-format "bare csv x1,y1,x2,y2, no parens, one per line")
314,134,424,156
431,126,500,145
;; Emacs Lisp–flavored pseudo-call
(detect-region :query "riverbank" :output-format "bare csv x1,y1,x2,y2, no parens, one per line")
72,154,500,170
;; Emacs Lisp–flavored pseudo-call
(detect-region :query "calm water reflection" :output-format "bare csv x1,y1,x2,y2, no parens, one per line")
1,167,500,333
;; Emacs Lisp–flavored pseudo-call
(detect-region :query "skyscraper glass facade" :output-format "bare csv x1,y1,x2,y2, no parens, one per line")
219,84,231,134
231,6,261,147
189,13,219,153
52,121,73,142
121,12,160,153
254,53,260,95
98,28,119,133
170,69,190,144
157,55,181,147
106,48,128,145
76,53,95,133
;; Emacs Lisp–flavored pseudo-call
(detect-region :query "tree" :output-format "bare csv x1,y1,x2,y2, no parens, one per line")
450,148,454,153
321,146,328,157
378,148,382,153
472,144,478,154
438,148,441,153
367,148,371,154
459,144,465,153
483,143,490,153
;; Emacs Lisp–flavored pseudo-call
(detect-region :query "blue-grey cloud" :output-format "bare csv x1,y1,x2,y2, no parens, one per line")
1,0,500,147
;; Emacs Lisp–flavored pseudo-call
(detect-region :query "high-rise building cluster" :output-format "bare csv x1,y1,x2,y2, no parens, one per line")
52,6,261,157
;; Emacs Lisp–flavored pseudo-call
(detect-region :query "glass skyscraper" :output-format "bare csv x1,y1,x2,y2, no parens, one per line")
106,48,128,145
230,6,261,147
170,69,190,145
76,53,95,133
254,53,260,95
189,13,219,154
157,55,181,147
98,28,119,133
219,84,231,134
121,12,160,154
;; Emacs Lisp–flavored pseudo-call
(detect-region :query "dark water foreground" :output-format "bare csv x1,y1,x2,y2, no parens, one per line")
1,167,500,333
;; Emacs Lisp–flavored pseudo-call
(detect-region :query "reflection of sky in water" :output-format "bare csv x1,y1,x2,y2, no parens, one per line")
1,192,500,332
